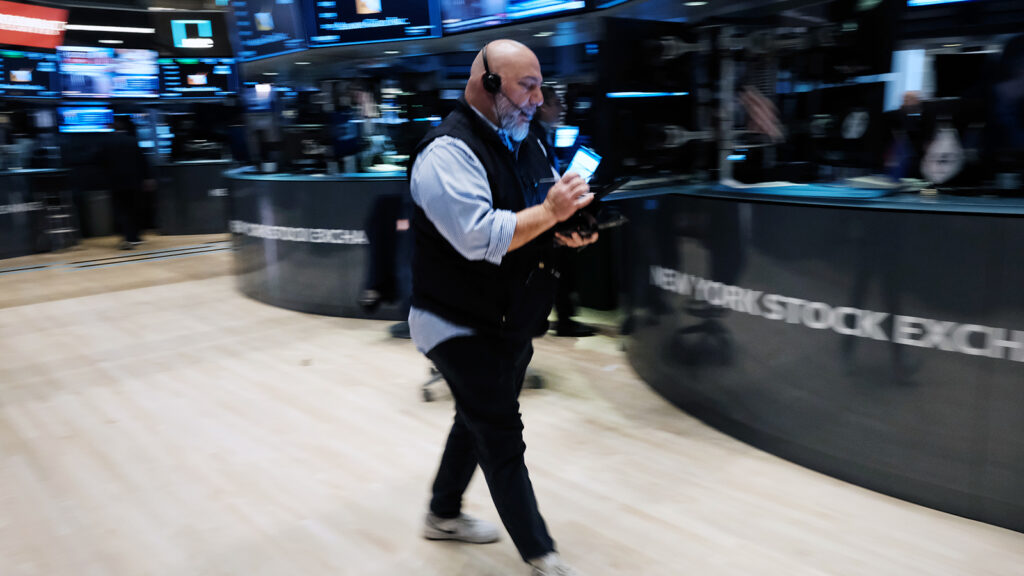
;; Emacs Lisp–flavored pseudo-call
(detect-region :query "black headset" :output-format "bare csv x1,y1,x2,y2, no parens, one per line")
481,44,502,95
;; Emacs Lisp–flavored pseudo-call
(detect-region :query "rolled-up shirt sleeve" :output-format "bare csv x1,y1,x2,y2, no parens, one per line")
410,136,517,265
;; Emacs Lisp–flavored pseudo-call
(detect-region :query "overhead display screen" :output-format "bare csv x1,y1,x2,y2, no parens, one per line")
0,49,59,97
58,46,160,99
907,0,973,5
305,0,441,47
230,0,308,61
150,11,235,58
0,0,68,50
440,0,585,34
158,58,238,98
58,106,114,133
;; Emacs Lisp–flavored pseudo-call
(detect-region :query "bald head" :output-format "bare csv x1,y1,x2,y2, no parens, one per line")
465,40,544,137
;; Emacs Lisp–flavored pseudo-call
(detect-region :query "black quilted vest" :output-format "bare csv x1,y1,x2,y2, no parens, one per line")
409,98,557,339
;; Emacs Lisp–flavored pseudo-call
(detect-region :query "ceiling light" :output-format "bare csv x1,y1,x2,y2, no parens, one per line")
98,39,123,45
384,50,400,55
295,61,311,65
685,1,708,5
65,25,155,34
943,43,961,47
533,31,553,37
262,72,278,76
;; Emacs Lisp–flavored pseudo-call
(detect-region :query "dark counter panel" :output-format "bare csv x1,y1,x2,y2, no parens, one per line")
157,161,234,235
614,188,1024,533
227,169,410,321
1,169,73,259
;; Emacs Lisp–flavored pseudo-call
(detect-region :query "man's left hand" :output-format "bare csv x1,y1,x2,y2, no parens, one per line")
555,231,598,248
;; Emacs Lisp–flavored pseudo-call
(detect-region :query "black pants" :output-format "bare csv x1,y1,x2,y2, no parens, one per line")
112,187,140,243
426,335,555,561
554,249,577,323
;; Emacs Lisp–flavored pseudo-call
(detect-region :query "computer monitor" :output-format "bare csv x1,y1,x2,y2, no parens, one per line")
554,126,579,148
0,50,60,98
58,47,159,99
281,125,329,173
305,0,441,47
58,106,114,133
934,53,992,99
807,82,888,171
439,0,586,35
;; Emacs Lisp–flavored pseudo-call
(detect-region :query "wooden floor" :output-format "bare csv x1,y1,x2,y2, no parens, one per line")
2,235,1022,576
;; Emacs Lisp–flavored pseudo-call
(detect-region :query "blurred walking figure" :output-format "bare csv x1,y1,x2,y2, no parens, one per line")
98,116,154,250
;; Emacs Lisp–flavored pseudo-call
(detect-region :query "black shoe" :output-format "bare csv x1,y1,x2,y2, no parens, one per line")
359,289,382,313
388,321,411,339
554,320,598,337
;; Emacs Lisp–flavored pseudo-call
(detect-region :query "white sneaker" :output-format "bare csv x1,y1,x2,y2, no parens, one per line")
422,512,500,544
529,552,579,576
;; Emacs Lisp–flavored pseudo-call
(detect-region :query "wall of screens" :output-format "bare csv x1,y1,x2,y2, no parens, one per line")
304,0,441,47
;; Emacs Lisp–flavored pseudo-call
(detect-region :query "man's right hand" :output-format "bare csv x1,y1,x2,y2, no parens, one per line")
542,172,593,222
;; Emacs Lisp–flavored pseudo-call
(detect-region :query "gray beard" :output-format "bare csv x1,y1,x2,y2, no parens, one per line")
496,94,531,142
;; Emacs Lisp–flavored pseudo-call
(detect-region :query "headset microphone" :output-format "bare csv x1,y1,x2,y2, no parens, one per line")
482,44,532,117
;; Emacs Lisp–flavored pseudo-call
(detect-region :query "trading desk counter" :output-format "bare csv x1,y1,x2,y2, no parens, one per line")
608,181,1024,533
1,168,70,259
226,167,410,320
156,160,234,235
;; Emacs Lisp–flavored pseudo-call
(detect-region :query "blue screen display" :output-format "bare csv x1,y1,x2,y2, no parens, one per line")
0,50,60,98
305,0,441,47
230,0,308,61
58,47,160,99
58,107,114,133
158,58,238,98
907,0,973,6
554,125,578,148
440,0,585,34
150,11,235,58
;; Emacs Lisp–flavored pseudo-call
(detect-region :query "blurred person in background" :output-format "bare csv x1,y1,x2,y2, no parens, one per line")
989,33,1024,186
98,117,154,250
531,85,598,338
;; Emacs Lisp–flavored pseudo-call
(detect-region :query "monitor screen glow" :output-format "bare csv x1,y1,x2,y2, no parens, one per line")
306,0,441,47
58,106,114,133
554,125,579,148
440,0,586,34
907,0,973,5
0,50,60,97
58,47,160,98
230,0,307,61
158,58,238,98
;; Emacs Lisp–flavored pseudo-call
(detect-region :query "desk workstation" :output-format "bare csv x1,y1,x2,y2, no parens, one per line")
0,168,73,259
155,160,235,236
226,167,410,321
609,180,1024,533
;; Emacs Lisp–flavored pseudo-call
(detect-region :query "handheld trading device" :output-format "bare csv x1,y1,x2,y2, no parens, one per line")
565,146,601,182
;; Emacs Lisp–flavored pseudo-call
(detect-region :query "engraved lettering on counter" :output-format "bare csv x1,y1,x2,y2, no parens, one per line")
649,265,1024,363
0,202,43,215
229,220,369,245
